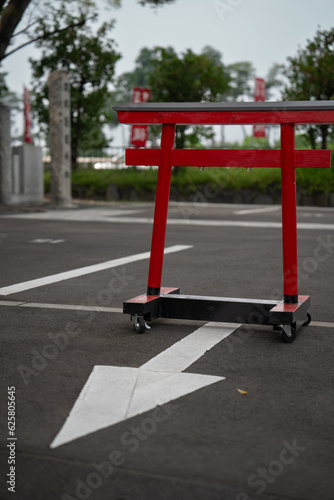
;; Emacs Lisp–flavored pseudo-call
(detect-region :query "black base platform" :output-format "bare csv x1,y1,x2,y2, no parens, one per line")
123,288,311,341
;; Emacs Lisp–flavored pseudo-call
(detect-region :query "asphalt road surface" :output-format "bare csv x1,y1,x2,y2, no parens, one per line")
0,201,333,500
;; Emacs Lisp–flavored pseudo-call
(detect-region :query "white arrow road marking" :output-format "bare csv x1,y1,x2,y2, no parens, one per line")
50,322,239,448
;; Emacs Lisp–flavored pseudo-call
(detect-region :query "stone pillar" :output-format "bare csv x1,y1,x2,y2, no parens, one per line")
0,104,12,204
12,144,44,205
48,70,72,206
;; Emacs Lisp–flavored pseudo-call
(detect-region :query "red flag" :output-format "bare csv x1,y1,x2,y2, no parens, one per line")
131,88,151,147
24,86,33,144
253,78,266,138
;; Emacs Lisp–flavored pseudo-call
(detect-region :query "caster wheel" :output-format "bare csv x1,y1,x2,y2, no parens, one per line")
302,312,311,327
279,326,296,343
134,317,146,334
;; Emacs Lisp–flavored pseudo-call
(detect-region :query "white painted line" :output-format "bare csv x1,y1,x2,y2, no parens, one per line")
168,219,334,231
0,299,333,328
0,244,193,296
311,321,334,328
29,239,65,244
0,300,26,307
20,303,124,314
2,210,334,230
83,218,322,230
1,208,144,221
234,206,280,215
0,299,123,313
50,322,238,448
106,218,334,231
296,222,334,230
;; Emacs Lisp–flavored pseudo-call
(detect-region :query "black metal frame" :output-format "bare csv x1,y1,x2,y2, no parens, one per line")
123,288,310,331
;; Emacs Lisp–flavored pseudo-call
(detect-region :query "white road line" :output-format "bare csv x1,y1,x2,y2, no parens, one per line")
52,217,334,230
311,321,334,328
163,219,334,231
20,303,124,313
2,211,334,230
234,206,280,215
29,239,65,244
0,299,123,313
92,218,334,231
50,322,238,448
0,299,333,328
0,300,26,307
0,244,193,296
1,208,144,221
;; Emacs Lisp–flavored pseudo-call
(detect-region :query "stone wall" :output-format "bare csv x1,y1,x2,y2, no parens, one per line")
0,104,12,204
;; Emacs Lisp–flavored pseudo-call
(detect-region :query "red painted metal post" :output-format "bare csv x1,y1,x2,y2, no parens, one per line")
281,123,298,303
147,123,175,295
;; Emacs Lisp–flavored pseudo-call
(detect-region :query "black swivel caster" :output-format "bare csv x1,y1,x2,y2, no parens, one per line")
134,317,146,334
279,325,296,343
302,312,312,327
132,316,151,334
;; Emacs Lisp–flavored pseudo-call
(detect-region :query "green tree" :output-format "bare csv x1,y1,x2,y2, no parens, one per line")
227,61,255,101
226,61,284,102
0,0,31,61
242,135,271,149
111,47,157,113
149,46,229,103
113,46,229,149
137,0,176,5
29,1,121,165
0,70,22,143
0,0,175,62
0,0,101,62
0,69,8,97
283,27,334,149
265,63,285,100
110,47,162,145
148,46,230,148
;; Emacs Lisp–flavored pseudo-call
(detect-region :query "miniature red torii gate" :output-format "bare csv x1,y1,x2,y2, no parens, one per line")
114,101,334,342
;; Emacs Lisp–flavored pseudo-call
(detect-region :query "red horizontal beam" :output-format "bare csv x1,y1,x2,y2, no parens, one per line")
295,149,331,168
125,148,331,169
126,148,160,166
117,110,334,125
172,149,280,168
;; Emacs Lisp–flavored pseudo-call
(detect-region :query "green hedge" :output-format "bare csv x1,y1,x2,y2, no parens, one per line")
45,164,334,197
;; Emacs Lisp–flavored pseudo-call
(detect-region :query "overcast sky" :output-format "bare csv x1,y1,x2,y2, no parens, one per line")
2,0,334,143
109,0,334,79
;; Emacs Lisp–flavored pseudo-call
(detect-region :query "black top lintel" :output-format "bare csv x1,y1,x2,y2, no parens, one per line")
113,100,334,113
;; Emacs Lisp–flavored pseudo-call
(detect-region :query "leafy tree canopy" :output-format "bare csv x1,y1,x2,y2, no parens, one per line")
112,45,230,148
0,0,31,61
29,0,121,164
283,27,334,149
137,0,176,5
148,46,229,104
111,47,158,109
242,135,271,149
265,63,285,100
0,0,175,62
0,70,8,96
226,61,255,101
113,45,230,149
283,27,334,101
